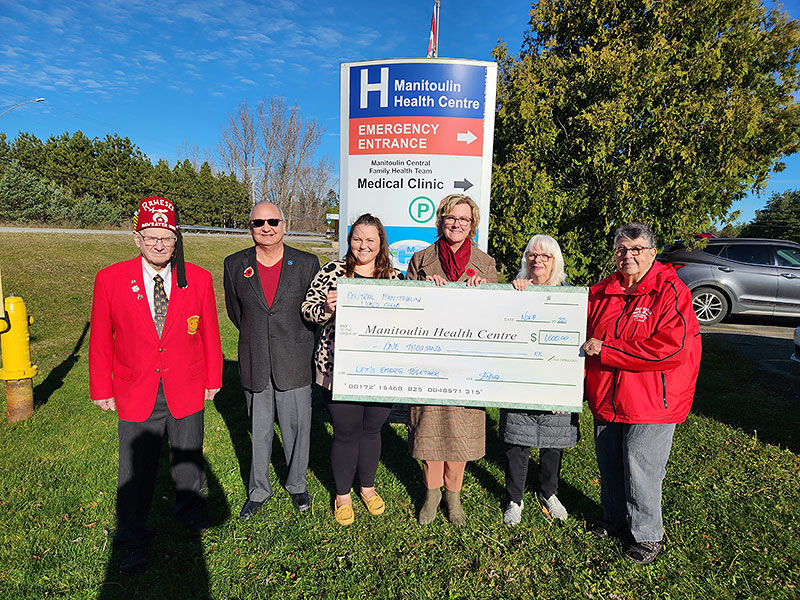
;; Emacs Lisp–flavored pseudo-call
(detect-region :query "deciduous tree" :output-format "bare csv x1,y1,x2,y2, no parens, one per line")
218,97,334,231
491,0,800,283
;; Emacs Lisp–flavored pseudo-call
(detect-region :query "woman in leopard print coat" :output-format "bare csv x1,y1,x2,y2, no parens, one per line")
301,213,402,525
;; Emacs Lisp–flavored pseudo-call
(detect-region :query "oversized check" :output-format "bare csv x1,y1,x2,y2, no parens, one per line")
332,279,587,411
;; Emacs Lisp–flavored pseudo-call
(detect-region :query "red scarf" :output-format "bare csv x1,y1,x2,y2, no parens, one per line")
437,238,471,282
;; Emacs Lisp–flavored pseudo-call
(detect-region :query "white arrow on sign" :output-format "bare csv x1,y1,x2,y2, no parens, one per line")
456,130,477,145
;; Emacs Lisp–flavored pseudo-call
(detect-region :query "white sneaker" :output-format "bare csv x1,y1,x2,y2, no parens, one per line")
539,493,568,521
503,500,524,526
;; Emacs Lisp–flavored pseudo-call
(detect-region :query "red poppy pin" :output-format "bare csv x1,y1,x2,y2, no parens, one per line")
466,268,475,277
243,266,254,278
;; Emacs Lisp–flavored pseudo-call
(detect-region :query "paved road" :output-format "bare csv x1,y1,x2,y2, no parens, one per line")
0,226,327,244
701,316,799,380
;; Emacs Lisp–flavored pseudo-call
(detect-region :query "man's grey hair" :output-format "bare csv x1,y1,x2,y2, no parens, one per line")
248,202,286,222
613,222,657,249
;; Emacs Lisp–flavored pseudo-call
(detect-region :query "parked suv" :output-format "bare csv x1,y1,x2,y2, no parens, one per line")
658,238,800,325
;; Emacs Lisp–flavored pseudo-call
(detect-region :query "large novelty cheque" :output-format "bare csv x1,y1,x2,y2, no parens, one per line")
332,279,587,411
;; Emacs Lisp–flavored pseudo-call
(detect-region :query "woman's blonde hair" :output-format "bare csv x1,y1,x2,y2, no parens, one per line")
435,194,480,241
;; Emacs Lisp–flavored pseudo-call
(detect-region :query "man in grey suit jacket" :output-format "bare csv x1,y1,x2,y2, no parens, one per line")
223,201,320,519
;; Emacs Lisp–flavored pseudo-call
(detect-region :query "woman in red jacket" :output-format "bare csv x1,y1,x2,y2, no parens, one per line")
582,222,701,565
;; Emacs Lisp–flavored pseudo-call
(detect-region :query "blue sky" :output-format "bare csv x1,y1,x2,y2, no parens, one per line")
1,0,798,224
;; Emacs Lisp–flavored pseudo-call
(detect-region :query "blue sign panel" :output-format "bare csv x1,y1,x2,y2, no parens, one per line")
349,62,487,119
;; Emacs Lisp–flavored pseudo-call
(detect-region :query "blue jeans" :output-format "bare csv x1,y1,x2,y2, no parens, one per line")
594,421,676,543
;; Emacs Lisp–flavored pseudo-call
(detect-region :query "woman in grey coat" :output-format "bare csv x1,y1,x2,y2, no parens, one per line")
501,234,579,526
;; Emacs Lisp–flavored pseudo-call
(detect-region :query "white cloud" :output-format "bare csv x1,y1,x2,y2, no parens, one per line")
140,50,166,64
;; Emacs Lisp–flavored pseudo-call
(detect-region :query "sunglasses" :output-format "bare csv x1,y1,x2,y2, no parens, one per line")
250,218,283,228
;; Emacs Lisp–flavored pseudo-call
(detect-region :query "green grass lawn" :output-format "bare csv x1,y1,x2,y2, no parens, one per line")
0,232,798,599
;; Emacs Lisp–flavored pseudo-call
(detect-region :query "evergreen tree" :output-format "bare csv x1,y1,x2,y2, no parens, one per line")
740,190,800,242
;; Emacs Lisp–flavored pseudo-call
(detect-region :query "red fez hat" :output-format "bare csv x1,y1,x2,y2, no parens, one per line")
134,196,177,231
134,196,187,289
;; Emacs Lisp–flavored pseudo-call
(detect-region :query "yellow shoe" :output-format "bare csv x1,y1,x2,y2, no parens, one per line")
360,491,385,516
334,502,355,526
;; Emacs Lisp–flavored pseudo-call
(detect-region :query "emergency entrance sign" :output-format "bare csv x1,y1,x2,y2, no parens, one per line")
340,58,497,270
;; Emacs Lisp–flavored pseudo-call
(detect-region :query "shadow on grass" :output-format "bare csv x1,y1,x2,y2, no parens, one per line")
33,321,89,408
213,359,251,495
693,336,799,453
381,417,426,513
307,385,335,506
98,439,229,599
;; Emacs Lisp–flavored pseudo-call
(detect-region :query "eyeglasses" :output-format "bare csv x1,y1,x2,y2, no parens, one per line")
250,218,283,228
614,246,653,257
526,253,554,262
138,233,177,247
442,215,473,226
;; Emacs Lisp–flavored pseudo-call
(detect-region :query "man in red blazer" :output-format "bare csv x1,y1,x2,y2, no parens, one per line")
89,196,222,573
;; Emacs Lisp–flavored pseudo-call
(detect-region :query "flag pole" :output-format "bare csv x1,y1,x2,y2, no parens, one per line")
434,0,440,58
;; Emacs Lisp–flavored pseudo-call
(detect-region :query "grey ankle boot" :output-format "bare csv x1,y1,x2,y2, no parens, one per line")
445,490,466,527
418,488,442,525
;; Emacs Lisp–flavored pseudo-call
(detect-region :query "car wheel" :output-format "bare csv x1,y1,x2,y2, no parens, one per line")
691,287,729,325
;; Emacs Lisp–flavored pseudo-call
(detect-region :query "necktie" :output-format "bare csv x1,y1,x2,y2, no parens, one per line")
153,274,168,336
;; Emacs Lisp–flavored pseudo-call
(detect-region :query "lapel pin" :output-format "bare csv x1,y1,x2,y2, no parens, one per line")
137,294,144,300
288,260,293,266
243,266,254,278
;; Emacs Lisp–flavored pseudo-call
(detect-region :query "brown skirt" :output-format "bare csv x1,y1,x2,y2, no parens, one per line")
408,405,486,461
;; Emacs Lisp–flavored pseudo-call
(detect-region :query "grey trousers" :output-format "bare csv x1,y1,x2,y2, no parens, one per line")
245,382,312,501
594,421,676,543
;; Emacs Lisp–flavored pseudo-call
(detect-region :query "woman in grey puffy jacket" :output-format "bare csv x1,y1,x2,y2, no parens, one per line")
500,234,579,526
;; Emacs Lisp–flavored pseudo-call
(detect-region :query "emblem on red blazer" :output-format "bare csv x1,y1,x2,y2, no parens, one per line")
466,268,475,277
243,266,254,278
187,315,200,335
632,307,652,323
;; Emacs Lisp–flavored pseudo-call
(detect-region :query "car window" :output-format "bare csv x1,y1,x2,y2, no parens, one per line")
775,246,800,268
721,244,772,265
701,244,725,257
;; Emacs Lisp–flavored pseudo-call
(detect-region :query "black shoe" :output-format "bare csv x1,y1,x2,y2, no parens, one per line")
624,539,664,565
291,491,311,512
587,519,628,539
240,499,264,520
119,543,149,573
184,515,211,535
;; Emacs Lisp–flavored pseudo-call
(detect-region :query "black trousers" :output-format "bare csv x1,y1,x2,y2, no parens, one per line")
504,443,563,503
116,383,206,544
326,395,391,496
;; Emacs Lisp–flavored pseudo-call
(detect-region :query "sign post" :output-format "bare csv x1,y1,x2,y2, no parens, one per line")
340,58,497,270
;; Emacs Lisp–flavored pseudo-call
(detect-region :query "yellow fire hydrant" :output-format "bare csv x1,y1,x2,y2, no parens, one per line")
0,296,38,422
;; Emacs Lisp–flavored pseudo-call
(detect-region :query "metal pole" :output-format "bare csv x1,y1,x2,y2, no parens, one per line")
435,0,440,58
